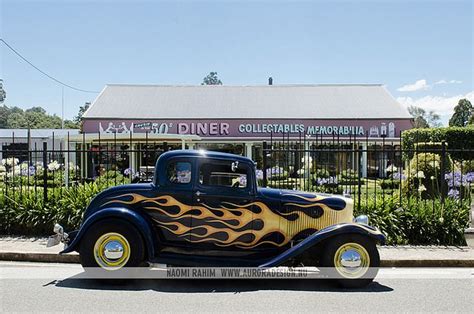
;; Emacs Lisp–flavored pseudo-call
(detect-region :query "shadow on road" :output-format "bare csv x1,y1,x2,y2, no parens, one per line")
53,275,393,293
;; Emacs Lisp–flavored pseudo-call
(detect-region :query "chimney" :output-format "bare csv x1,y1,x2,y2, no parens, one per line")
268,77,273,85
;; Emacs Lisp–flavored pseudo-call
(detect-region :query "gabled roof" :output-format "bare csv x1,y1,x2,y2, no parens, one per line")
83,84,411,120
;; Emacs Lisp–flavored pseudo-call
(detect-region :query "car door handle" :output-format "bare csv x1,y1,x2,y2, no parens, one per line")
195,191,206,196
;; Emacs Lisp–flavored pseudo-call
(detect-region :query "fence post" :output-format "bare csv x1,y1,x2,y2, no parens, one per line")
357,145,362,211
440,141,446,205
42,142,48,203
262,141,268,187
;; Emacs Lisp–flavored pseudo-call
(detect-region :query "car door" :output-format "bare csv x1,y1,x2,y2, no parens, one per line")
148,157,194,247
191,158,256,250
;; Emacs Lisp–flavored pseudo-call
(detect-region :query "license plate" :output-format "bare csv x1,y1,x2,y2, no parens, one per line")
46,234,61,247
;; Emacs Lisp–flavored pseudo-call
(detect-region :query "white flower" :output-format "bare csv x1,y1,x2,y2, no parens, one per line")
386,165,398,173
47,161,60,171
0,165,6,173
1,159,5,166
20,162,29,170
414,171,425,179
418,184,427,193
5,157,19,166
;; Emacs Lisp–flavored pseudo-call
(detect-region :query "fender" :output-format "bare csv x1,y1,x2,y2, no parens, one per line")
259,223,385,268
60,207,158,259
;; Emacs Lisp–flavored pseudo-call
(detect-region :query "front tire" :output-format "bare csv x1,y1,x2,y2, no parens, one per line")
320,234,380,288
79,219,145,271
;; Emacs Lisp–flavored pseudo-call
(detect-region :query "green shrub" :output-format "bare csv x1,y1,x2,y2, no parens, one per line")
404,152,452,198
314,168,330,178
380,179,400,190
355,196,470,245
402,127,474,161
0,181,114,235
338,169,359,185
340,169,358,179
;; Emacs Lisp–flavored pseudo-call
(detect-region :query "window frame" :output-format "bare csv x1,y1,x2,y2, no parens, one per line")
196,158,252,193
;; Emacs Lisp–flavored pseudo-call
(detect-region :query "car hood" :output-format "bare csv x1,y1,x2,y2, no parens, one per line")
83,183,153,221
258,187,351,210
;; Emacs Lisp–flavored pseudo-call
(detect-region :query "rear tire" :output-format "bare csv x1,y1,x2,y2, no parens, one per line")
320,234,380,288
79,219,145,271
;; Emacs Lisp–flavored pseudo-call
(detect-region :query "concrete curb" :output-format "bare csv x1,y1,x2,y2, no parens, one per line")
380,259,474,267
0,252,79,263
1,251,474,267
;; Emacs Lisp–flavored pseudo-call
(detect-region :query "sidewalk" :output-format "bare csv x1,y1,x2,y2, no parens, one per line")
1,236,474,267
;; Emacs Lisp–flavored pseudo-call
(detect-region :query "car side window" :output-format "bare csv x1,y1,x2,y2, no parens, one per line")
167,161,192,184
198,160,249,189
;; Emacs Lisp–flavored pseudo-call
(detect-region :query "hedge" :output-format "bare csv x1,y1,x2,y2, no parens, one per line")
402,127,474,160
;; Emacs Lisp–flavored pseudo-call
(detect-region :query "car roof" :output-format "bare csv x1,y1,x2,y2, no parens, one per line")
157,149,253,164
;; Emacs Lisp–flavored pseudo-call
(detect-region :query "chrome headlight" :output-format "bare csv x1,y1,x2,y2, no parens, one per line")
354,215,369,225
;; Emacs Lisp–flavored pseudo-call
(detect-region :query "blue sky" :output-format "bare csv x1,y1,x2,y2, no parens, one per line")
1,0,472,124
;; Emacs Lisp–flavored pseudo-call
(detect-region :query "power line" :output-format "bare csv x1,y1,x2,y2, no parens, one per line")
0,38,100,93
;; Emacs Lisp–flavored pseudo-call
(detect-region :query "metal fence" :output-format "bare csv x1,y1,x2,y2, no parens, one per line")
261,132,474,210
0,130,473,211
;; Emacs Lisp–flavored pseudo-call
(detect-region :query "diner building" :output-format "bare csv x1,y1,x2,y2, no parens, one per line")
80,83,413,177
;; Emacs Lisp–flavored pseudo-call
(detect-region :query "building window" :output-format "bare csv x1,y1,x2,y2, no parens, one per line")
2,143,28,163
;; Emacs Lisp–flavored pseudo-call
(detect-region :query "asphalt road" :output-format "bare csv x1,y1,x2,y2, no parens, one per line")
1,262,473,313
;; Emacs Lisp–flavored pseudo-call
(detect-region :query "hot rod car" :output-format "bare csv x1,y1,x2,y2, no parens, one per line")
49,150,385,287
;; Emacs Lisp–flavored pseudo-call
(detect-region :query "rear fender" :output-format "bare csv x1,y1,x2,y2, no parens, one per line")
259,223,385,268
60,207,157,259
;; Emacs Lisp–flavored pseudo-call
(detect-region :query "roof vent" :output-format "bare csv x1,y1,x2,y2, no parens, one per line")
268,77,273,85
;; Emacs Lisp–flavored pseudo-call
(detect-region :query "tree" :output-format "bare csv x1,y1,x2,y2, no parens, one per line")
0,105,79,129
0,79,6,104
449,99,473,127
0,105,9,128
201,72,222,85
74,102,90,124
407,105,441,128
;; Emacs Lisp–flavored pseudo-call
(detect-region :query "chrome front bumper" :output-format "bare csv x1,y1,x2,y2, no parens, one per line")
46,224,69,247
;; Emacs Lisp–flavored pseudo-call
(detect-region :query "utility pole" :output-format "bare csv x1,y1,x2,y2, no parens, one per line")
61,86,64,129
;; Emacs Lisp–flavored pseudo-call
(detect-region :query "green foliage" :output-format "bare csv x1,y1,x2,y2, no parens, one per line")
338,169,359,185
313,168,330,178
0,79,6,104
201,72,223,85
0,105,78,129
449,98,473,127
403,152,451,198
355,196,470,245
0,181,113,235
74,102,90,124
407,105,441,128
380,179,400,190
402,127,474,160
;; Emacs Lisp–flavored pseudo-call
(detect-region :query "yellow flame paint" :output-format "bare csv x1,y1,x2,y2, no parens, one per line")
106,193,353,248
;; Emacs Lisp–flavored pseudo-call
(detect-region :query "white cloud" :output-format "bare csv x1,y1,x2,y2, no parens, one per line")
435,79,463,85
397,79,431,92
397,91,473,116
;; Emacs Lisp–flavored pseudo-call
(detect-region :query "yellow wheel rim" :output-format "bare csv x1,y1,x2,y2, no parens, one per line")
93,232,130,270
333,242,370,279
